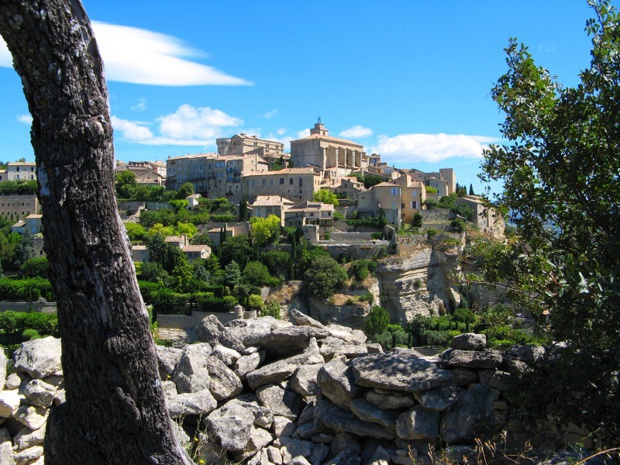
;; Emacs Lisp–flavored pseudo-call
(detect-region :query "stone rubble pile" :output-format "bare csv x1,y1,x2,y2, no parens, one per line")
0,311,539,465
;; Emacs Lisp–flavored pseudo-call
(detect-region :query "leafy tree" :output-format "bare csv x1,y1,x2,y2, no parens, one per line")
304,255,348,298
437,192,458,209
12,230,35,268
176,182,194,200
469,184,475,196
124,222,146,242
313,189,339,206
479,1,620,440
411,212,423,229
250,214,281,247
243,260,274,287
248,294,265,311
220,234,252,267
224,260,242,288
423,198,438,210
115,170,137,199
364,306,390,338
140,262,169,284
20,257,49,278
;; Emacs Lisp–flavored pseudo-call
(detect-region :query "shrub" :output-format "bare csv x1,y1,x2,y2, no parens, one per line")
364,306,390,337
304,255,348,298
21,328,40,341
262,300,281,319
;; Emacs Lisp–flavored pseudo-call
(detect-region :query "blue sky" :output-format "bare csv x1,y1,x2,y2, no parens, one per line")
0,1,596,194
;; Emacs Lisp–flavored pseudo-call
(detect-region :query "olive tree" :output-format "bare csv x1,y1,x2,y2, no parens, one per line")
0,1,193,463
480,0,620,439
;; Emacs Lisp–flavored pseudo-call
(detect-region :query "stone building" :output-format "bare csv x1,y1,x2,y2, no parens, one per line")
117,161,167,186
393,175,426,223
290,120,366,180
455,195,505,238
0,194,40,220
357,182,402,228
3,162,37,181
217,133,284,158
242,168,321,203
250,195,295,226
166,152,268,203
405,168,456,195
284,201,334,236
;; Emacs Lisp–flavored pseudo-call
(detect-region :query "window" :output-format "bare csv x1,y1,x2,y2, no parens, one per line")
280,178,284,185
412,190,417,198
411,201,417,209
289,179,293,185
401,203,405,209
391,187,399,196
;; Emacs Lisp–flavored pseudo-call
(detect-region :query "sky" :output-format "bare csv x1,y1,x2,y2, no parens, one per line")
0,1,597,194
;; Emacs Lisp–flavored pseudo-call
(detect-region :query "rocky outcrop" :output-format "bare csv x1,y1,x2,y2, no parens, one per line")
0,318,539,465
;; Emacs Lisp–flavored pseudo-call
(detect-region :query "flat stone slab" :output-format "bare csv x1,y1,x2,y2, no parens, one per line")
350,352,453,393
440,349,502,369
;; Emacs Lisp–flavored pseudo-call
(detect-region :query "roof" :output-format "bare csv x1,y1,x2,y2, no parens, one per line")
183,245,211,252
12,220,25,228
26,214,42,219
132,245,148,251
168,153,217,161
164,235,185,243
8,162,36,166
292,132,364,148
243,167,319,177
373,182,399,188
251,195,295,206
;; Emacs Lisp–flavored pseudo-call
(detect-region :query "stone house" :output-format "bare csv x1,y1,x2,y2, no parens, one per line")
242,168,321,203
393,175,426,223
455,195,505,238
250,195,295,227
164,234,189,249
290,121,367,181
4,162,36,181
284,201,334,238
357,182,402,228
0,194,40,220
131,245,149,263
182,244,212,262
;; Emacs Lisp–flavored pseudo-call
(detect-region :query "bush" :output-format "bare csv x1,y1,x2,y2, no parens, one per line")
451,219,466,233
304,255,348,298
262,300,281,319
370,232,383,240
19,257,49,278
364,306,390,338
21,328,40,341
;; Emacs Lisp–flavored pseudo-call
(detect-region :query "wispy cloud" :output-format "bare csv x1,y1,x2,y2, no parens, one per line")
0,21,252,87
339,125,373,138
131,98,148,112
16,115,32,125
261,109,278,119
112,104,243,146
372,133,496,164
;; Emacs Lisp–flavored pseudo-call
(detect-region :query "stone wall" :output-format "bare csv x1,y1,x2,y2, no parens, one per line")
0,313,546,465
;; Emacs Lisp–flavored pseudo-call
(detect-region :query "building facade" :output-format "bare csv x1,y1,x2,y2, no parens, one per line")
0,194,40,220
394,175,427,223
242,168,321,203
3,162,37,181
290,121,367,180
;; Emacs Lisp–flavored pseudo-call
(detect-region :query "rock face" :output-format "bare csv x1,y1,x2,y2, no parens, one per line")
0,325,534,465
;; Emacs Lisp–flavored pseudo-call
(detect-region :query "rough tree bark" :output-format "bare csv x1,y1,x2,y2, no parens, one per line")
0,1,193,464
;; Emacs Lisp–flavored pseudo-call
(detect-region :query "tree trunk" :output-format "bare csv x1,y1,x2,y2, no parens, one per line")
0,1,193,464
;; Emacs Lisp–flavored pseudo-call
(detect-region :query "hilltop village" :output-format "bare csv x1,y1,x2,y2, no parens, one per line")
0,120,505,326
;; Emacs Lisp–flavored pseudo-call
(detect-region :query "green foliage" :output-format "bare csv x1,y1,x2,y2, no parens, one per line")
450,219,466,233
349,259,373,282
243,260,279,287
262,299,281,319
451,203,473,221
411,212,423,229
176,182,194,199
424,185,438,194
437,192,458,209
477,2,620,437
248,294,264,311
333,211,345,221
303,255,348,298
0,179,38,195
364,306,390,338
313,189,339,206
423,198,438,209
19,257,49,278
354,173,384,189
426,228,439,239
224,260,242,288
220,235,253,268
0,277,54,301
124,222,146,242
250,214,281,247
0,311,58,342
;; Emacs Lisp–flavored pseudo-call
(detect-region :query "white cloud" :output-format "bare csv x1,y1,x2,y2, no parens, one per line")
131,98,148,112
339,125,373,138
261,109,278,119
373,133,495,164
0,21,251,86
296,129,310,139
276,128,287,136
111,104,243,146
16,114,32,125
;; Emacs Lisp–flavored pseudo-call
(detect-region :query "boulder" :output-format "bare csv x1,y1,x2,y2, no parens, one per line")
317,356,363,409
13,337,62,379
441,349,502,369
21,379,57,408
247,326,330,358
288,309,324,329
166,390,217,419
14,405,48,430
256,384,304,420
440,384,496,445
272,416,296,438
395,406,440,440
13,445,43,465
315,398,395,440
206,400,273,452
349,398,402,430
0,428,13,465
290,365,322,397
234,352,264,381
12,426,46,451
351,351,453,393
450,333,486,351
246,339,322,390
363,389,415,410
412,385,460,412
5,373,23,390
155,345,182,380
212,345,241,366
172,343,212,393
0,390,23,418
279,437,328,465
449,368,478,386
319,337,368,361
207,357,243,401
195,315,247,354
479,370,510,391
